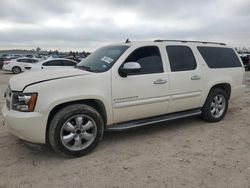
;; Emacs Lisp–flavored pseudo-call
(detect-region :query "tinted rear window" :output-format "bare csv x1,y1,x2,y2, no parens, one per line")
166,46,197,72
197,47,242,68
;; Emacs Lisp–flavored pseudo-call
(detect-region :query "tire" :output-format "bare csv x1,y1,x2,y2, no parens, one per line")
49,104,104,157
201,88,229,122
12,66,22,74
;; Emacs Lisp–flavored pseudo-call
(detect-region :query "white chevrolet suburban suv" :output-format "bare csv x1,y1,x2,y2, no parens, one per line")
2,40,245,157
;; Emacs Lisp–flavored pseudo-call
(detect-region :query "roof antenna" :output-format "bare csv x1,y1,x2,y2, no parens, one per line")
125,39,130,43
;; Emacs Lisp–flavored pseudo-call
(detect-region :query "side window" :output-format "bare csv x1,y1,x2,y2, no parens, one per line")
43,60,63,66
18,59,36,63
17,59,27,62
25,59,34,63
197,47,242,68
63,60,76,66
42,61,51,66
32,59,38,63
166,46,197,72
124,46,163,74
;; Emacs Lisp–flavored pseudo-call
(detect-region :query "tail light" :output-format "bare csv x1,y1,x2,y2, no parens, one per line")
3,61,10,64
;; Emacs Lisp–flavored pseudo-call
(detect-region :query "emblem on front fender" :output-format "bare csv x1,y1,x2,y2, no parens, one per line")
114,96,139,102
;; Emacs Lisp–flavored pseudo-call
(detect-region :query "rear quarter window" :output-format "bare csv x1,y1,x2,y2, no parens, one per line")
197,47,242,68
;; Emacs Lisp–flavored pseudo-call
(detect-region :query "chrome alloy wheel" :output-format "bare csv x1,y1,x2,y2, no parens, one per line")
210,94,226,118
60,115,97,151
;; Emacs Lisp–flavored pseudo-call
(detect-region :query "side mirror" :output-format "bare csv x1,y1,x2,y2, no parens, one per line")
119,62,141,77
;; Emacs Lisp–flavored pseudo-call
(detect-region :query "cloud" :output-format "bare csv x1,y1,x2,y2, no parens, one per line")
0,0,70,23
0,0,249,50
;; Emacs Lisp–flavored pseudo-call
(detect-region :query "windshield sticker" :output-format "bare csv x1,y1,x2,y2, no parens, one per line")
101,56,114,64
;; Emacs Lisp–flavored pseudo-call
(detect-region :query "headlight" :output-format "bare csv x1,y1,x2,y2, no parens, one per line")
12,93,38,112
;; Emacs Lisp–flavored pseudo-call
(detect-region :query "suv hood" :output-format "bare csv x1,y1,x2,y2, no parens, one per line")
9,68,90,91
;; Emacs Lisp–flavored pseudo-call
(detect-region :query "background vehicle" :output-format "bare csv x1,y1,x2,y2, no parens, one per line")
240,55,250,70
2,40,245,157
65,55,85,63
30,58,77,71
1,54,22,60
2,57,39,74
0,57,3,69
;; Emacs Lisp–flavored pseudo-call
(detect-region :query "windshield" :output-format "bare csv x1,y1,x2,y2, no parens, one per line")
76,45,129,72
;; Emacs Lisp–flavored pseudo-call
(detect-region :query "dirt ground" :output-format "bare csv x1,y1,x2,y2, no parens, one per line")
0,70,250,188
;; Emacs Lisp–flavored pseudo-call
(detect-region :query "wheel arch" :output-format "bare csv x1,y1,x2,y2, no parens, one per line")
201,83,231,122
209,83,231,99
12,66,22,73
46,99,107,144
202,82,231,108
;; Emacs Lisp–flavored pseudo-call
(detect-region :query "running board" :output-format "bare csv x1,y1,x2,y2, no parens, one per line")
106,109,202,131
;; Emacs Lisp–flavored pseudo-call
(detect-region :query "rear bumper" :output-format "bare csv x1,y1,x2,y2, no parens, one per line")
2,105,47,144
231,85,245,99
2,65,11,71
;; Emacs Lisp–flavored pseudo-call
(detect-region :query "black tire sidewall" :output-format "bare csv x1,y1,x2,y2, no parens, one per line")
49,104,104,157
202,88,229,122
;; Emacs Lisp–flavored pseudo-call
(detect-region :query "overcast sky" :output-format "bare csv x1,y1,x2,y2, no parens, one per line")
0,0,249,51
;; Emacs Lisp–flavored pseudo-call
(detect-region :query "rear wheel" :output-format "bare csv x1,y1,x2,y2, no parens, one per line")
201,88,228,122
12,66,22,74
49,104,104,157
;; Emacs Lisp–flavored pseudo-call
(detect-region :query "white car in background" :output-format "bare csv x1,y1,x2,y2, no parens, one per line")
2,57,39,74
30,58,77,71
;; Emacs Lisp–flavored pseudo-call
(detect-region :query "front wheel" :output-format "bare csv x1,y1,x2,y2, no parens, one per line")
49,104,104,157
201,88,229,122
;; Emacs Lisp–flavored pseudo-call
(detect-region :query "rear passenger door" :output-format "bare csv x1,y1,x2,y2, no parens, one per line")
22,59,38,70
16,59,30,70
166,45,203,113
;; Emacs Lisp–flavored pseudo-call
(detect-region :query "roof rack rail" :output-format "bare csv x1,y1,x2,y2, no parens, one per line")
154,39,226,46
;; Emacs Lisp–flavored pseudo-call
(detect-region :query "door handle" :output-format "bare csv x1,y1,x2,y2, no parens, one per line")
191,75,201,80
154,79,167,84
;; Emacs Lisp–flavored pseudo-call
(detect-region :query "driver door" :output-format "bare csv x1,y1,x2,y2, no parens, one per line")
111,46,170,123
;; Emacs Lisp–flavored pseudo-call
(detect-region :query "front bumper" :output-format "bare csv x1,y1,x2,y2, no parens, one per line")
2,105,47,144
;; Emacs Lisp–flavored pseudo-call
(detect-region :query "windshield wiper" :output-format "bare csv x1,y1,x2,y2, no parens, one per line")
75,65,92,71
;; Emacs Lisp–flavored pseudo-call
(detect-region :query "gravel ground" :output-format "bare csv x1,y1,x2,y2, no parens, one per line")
0,70,250,188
